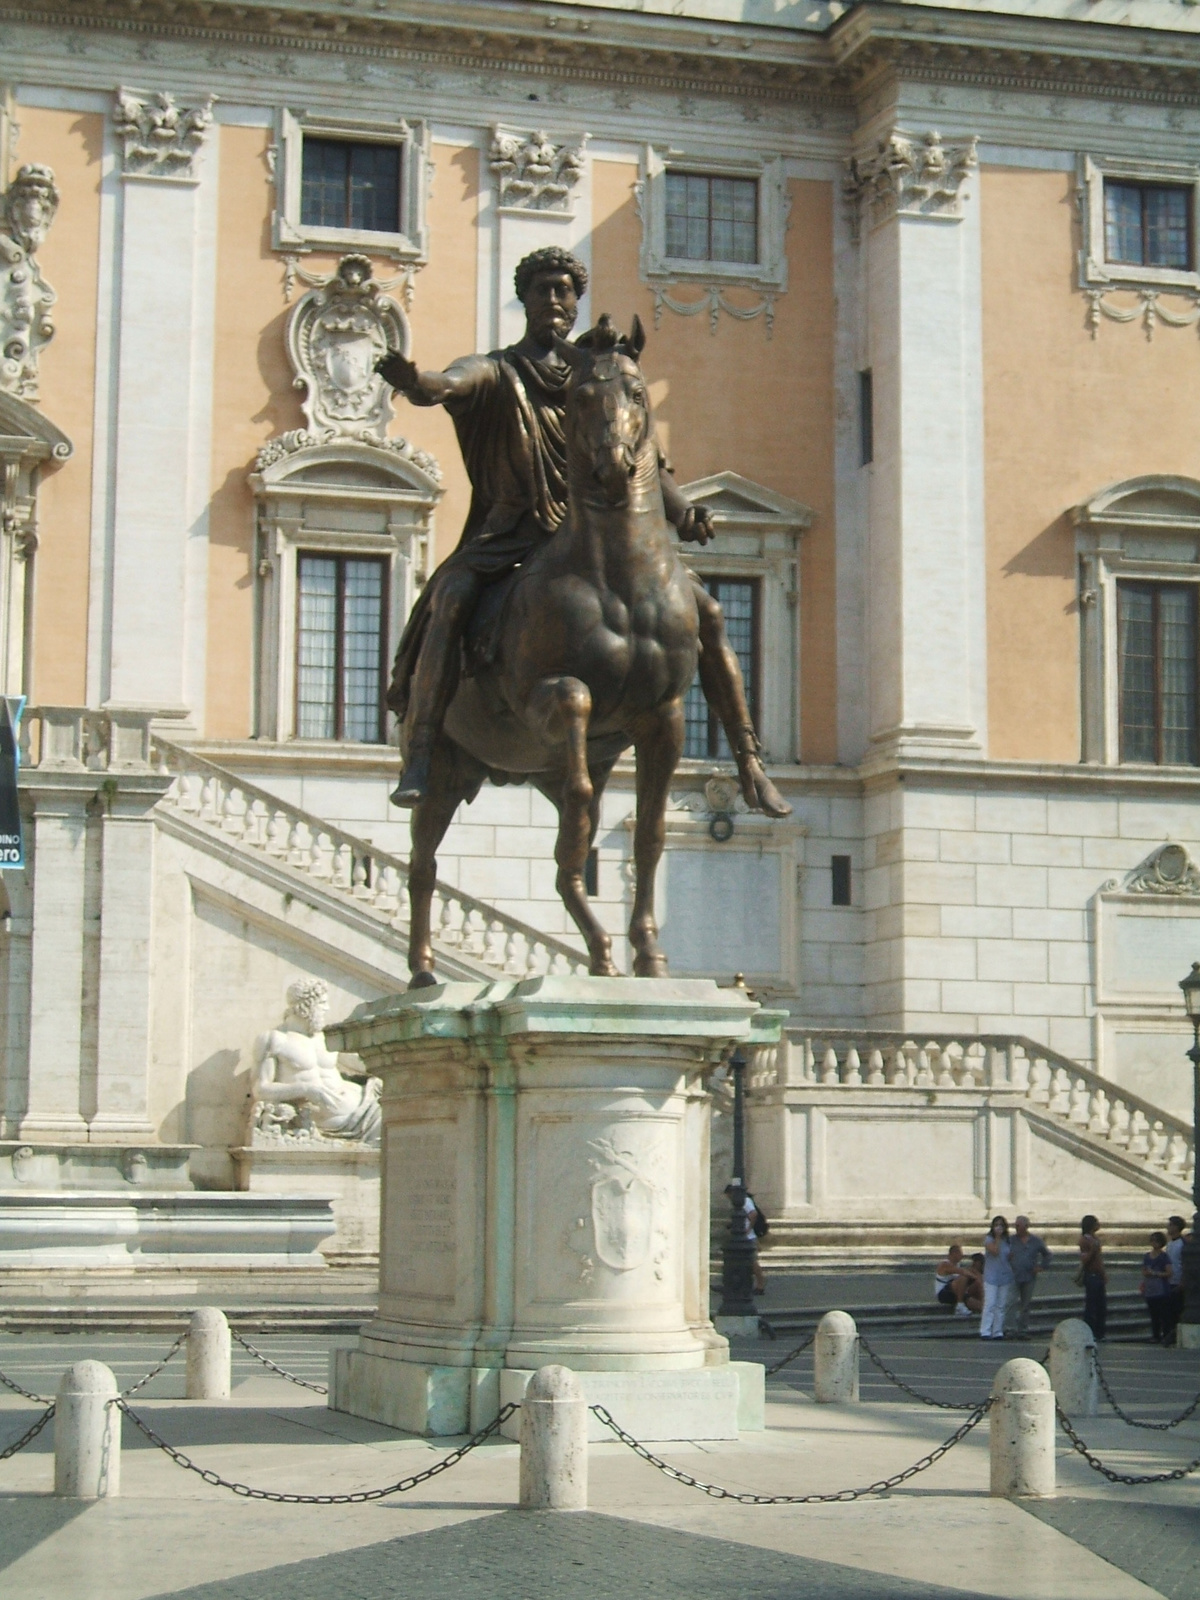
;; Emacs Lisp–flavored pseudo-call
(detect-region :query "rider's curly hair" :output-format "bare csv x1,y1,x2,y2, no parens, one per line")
514,246,588,304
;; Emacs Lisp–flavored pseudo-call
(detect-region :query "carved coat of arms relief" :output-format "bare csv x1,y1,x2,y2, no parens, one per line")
568,1134,670,1285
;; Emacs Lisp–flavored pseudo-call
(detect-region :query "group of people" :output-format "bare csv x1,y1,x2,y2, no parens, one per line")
934,1215,1052,1340
935,1212,1191,1343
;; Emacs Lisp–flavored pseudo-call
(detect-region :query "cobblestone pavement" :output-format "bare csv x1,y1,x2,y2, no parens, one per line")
1024,1499,1200,1600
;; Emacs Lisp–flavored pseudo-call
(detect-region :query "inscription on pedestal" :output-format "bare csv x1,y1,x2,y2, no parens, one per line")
385,1122,457,1299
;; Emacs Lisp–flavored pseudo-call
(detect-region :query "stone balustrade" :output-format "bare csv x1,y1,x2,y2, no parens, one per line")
19,704,156,771
759,1028,1194,1192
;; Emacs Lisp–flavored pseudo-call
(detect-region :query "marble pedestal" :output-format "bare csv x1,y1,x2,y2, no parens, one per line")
231,1137,379,1261
325,977,778,1440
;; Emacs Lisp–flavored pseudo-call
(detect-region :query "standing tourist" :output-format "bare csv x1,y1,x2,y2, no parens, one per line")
1009,1215,1052,1339
1141,1232,1172,1343
1079,1215,1107,1342
1164,1215,1187,1346
724,1183,766,1295
980,1215,1014,1340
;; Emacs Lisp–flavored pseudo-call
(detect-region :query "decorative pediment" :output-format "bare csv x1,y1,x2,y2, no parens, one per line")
1075,476,1200,534
678,472,812,535
0,392,72,461
1121,843,1200,898
252,434,441,501
283,255,410,444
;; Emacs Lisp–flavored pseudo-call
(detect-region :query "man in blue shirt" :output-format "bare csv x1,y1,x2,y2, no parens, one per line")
1009,1215,1052,1338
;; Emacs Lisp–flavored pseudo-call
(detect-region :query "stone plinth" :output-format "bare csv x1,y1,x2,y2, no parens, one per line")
325,977,776,1439
232,1137,378,1261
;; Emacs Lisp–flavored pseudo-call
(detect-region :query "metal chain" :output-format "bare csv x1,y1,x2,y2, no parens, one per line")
114,1398,518,1502
1091,1349,1200,1433
0,1403,54,1461
1056,1404,1200,1485
765,1331,815,1377
122,1332,189,1398
230,1331,328,1394
858,1337,982,1411
589,1400,992,1504
0,1368,50,1406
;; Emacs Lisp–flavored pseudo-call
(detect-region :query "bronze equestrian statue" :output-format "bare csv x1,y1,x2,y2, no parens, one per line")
377,247,790,987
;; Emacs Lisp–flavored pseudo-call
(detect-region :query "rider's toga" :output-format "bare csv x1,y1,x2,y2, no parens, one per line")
388,345,572,721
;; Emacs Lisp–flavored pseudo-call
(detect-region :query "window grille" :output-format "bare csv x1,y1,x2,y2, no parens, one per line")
296,554,387,743
1118,581,1198,765
683,578,760,760
301,138,401,234
1104,181,1192,271
665,173,758,265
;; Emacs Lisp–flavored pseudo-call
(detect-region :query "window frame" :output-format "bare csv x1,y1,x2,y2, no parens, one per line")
1079,153,1200,294
1116,579,1199,768
294,550,390,746
272,109,429,262
683,574,762,761
1104,179,1194,274
664,170,760,268
638,144,789,295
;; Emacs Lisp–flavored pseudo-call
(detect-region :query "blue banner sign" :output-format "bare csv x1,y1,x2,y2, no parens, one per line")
0,696,24,870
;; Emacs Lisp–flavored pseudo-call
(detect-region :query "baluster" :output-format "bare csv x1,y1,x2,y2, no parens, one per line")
1048,1067,1071,1115
866,1048,885,1086
1127,1109,1150,1156
1009,1046,1030,1092
934,1046,955,1089
886,1047,907,1086
265,808,290,858
1108,1099,1130,1146
1068,1078,1090,1124
965,1044,986,1084
460,907,486,955
902,1042,919,1085
1087,1088,1110,1136
176,772,202,812
331,841,353,888
439,895,463,947
914,1048,934,1088
244,797,268,848
199,776,219,823
351,852,371,898
843,1047,862,1086
288,820,314,871
374,863,399,913
549,948,574,975
1148,1121,1169,1168
803,1039,816,1082
820,1048,839,1085
309,831,335,881
500,929,524,976
1027,1059,1051,1104
220,785,246,837
1166,1131,1189,1174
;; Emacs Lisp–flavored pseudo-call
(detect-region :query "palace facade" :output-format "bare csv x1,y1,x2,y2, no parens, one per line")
1,0,1198,1253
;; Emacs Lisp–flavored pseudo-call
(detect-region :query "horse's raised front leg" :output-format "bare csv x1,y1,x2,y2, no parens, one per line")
629,697,684,978
406,738,471,989
529,677,617,977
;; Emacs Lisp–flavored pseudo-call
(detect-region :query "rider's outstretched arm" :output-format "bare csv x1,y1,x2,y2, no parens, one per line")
376,350,488,408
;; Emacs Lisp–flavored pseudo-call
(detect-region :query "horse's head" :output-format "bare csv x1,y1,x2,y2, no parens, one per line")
557,314,652,506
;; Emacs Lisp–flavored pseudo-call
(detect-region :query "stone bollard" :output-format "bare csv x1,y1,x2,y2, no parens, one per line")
186,1307,232,1400
989,1358,1055,1499
814,1310,859,1403
1048,1319,1098,1416
518,1365,588,1510
55,1361,121,1499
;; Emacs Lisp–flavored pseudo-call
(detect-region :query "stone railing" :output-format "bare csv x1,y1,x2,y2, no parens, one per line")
763,1028,1194,1189
17,708,587,979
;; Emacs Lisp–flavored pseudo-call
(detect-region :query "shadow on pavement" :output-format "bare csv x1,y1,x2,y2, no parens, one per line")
1023,1496,1199,1600
148,1509,1003,1600
0,1498,90,1573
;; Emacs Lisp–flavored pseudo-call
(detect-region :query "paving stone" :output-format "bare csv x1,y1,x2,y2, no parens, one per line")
1023,1498,1199,1600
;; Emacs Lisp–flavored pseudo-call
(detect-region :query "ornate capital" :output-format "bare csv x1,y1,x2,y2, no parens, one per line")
0,164,59,400
489,126,586,216
844,129,977,236
283,254,410,443
114,88,214,180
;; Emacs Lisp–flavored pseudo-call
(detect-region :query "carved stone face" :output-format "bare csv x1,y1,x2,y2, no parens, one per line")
3,165,59,256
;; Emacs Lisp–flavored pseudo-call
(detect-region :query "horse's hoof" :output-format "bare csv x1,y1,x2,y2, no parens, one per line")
589,960,620,978
407,970,439,990
633,954,669,978
390,780,424,808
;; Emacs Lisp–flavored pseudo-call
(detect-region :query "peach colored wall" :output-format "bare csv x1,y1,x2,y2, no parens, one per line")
590,163,837,763
205,135,478,737
21,107,103,705
982,167,1200,762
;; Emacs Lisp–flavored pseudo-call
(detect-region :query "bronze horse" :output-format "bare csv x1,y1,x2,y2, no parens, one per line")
402,314,717,986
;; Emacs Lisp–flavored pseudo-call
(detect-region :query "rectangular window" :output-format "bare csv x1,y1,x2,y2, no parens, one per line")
683,578,760,760
1118,581,1198,765
831,855,852,907
301,138,401,234
858,369,874,467
665,172,758,265
1104,181,1192,270
296,554,387,742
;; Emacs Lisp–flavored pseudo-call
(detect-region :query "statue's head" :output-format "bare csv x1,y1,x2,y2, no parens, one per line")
514,246,588,348
286,977,329,1034
3,164,59,256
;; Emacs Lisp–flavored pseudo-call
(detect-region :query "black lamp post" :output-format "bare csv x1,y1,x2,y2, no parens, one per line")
1177,962,1200,1344
716,1044,757,1318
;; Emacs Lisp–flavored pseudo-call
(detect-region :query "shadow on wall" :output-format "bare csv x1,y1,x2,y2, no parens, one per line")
185,1047,244,1191
1002,509,1077,614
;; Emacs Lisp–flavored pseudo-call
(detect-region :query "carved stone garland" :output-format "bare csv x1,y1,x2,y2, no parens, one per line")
0,164,59,400
489,126,586,215
844,129,978,239
113,88,214,179
1116,842,1200,897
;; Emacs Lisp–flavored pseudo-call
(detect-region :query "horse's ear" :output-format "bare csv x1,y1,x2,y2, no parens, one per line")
626,314,646,360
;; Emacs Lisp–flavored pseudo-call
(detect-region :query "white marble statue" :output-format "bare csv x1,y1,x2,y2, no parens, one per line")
250,979,381,1145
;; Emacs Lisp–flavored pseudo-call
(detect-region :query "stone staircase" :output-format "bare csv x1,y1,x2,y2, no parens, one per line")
151,736,589,983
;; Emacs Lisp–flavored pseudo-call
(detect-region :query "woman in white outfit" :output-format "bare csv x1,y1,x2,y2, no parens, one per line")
981,1215,1014,1340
